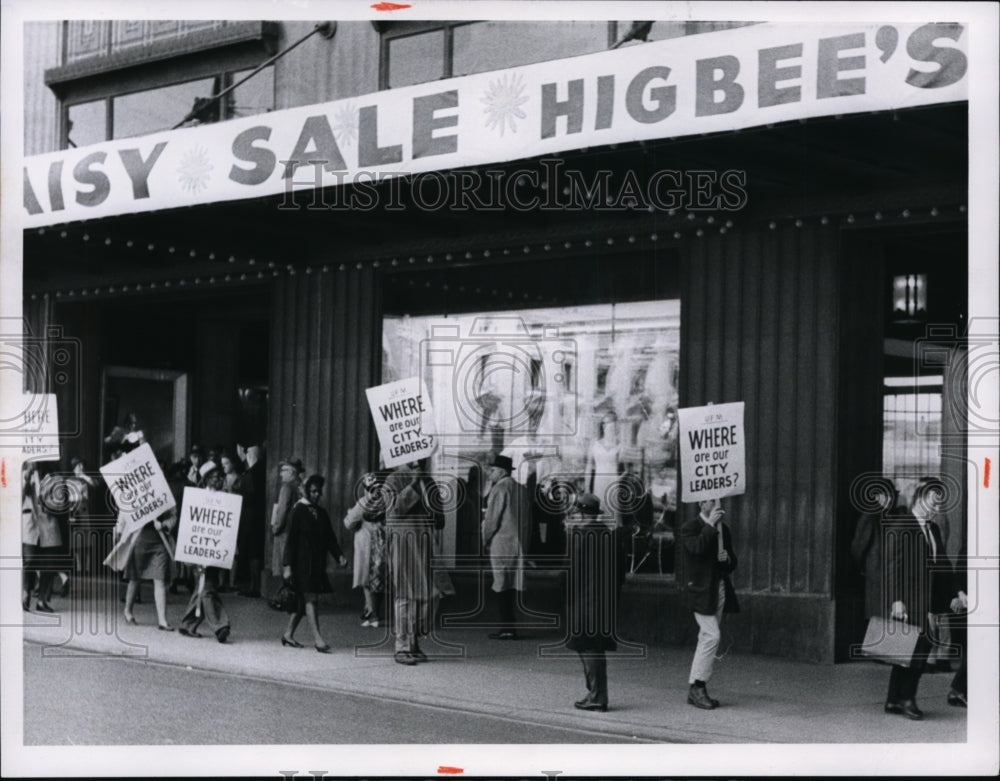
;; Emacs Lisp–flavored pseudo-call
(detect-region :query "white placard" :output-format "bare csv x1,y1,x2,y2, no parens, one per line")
99,442,176,534
678,401,746,502
12,393,60,461
365,377,437,468
173,486,242,570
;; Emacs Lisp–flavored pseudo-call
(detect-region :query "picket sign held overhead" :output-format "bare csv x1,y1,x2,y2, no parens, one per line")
678,401,746,502
22,22,967,227
174,486,242,570
366,377,437,468
99,442,176,535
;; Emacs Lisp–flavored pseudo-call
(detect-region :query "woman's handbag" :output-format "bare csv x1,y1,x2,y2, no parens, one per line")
858,616,921,667
269,579,298,613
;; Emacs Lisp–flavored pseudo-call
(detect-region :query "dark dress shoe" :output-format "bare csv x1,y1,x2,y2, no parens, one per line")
900,699,924,720
315,644,333,654
35,602,55,614
687,684,717,710
574,699,608,712
884,701,904,714
394,651,417,666
281,635,303,648
410,648,428,662
179,627,202,638
947,690,967,708
157,624,175,632
216,626,231,644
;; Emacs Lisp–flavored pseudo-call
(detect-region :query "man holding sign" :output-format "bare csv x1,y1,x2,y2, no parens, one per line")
676,402,744,709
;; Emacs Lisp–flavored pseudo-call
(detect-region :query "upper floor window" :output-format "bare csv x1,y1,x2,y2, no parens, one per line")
378,21,761,89
63,66,274,148
380,21,614,89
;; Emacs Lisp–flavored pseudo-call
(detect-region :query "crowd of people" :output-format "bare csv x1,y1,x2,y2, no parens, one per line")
21,412,969,719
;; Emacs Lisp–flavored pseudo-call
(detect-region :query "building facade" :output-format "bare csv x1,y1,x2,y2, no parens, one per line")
21,18,971,663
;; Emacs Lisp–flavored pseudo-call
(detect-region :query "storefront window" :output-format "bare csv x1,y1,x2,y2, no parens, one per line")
383,299,680,577
66,99,106,148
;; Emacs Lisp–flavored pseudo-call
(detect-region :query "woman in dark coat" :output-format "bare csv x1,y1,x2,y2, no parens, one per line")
566,493,628,712
281,474,347,653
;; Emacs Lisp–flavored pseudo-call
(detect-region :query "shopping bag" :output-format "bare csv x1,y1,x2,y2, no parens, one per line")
858,616,921,667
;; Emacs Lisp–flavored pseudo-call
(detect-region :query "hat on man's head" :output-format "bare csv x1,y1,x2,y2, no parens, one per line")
575,493,602,516
489,454,514,473
279,457,304,473
304,473,325,490
199,460,220,479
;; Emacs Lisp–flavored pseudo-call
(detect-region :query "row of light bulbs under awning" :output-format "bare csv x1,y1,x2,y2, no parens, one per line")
27,204,967,301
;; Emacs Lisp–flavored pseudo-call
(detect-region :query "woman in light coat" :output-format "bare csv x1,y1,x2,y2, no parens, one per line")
344,472,388,627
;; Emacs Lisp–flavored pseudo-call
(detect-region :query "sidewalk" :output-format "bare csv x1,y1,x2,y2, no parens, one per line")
20,580,966,744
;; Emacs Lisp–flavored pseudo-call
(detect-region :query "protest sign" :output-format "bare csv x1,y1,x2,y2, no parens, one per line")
99,443,175,534
678,401,746,502
174,487,242,570
13,393,60,461
366,377,436,468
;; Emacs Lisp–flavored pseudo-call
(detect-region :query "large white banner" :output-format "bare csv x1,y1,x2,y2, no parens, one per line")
678,401,746,502
99,442,176,535
21,22,967,227
366,377,437,468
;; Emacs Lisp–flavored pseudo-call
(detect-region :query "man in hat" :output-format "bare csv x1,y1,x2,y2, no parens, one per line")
566,493,626,711
482,454,532,640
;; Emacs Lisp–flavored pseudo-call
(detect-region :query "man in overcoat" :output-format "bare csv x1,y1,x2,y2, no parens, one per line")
680,497,738,709
883,477,962,719
482,454,532,639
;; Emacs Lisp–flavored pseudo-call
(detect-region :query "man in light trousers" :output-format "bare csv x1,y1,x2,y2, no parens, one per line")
680,497,739,709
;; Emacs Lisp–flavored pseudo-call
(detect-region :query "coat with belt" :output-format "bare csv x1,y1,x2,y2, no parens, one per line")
884,512,955,632
680,516,739,615
482,474,533,592
384,466,440,602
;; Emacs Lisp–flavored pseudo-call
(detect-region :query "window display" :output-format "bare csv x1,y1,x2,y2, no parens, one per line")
382,298,680,576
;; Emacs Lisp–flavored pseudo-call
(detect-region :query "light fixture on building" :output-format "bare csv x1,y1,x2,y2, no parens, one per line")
892,274,928,321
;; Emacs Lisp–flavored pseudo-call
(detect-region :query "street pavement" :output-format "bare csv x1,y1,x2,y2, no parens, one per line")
18,577,967,745
23,651,626,744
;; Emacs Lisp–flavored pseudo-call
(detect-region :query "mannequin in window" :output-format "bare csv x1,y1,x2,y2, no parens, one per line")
586,411,622,513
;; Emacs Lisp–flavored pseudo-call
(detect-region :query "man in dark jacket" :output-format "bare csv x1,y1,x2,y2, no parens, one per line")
566,493,628,712
680,497,738,710
882,478,962,720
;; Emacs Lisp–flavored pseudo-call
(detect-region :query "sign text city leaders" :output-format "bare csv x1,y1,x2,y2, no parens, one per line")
174,486,242,569
99,443,176,534
678,401,746,502
366,377,437,468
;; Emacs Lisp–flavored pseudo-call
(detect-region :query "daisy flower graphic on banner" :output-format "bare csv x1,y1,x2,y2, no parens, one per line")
177,146,213,194
332,102,359,147
481,73,529,137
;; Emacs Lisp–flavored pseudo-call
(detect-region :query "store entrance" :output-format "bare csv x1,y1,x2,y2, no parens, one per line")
834,226,967,662
95,289,270,467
